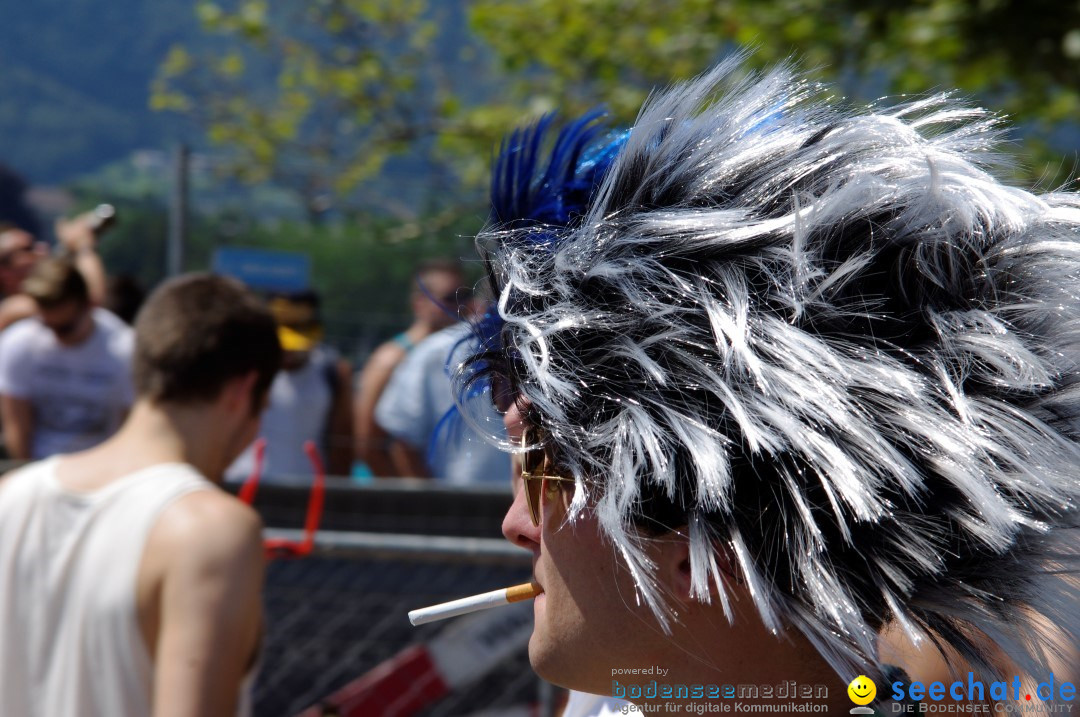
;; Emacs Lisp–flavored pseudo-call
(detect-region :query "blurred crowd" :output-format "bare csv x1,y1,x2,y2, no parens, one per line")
0,207,507,486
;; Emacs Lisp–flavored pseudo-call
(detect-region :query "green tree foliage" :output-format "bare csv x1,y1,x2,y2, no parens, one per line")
153,0,466,220
469,0,1080,185
154,0,1080,216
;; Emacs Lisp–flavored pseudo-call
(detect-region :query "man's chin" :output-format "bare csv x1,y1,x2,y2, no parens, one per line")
528,631,599,695
527,633,564,686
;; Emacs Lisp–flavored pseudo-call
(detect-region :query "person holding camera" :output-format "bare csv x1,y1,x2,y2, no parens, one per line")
0,256,133,459
0,206,110,332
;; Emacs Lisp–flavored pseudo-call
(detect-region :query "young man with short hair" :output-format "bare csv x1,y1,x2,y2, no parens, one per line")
456,58,1080,712
0,256,134,459
0,273,283,716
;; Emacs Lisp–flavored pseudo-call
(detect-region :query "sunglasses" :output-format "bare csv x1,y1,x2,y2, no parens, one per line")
520,427,574,526
491,373,516,414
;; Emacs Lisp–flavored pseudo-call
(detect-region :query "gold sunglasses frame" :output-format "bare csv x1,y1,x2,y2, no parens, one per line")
520,427,575,526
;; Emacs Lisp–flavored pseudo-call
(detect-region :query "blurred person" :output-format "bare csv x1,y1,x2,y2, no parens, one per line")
354,258,465,476
0,257,133,460
0,273,281,717
0,223,47,296
0,223,48,330
453,58,1080,712
0,209,109,331
227,290,353,481
374,302,510,484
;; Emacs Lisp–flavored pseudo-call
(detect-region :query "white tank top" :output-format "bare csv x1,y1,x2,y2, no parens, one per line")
0,458,256,717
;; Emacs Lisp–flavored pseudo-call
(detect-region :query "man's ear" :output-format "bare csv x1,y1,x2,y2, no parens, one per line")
654,527,742,603
654,528,695,601
221,370,260,415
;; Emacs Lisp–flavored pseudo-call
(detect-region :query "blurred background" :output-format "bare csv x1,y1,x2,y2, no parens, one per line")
1,2,1078,715
1,0,1077,356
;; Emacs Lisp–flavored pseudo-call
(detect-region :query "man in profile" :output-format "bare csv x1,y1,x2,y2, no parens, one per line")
458,58,1080,711
0,273,282,716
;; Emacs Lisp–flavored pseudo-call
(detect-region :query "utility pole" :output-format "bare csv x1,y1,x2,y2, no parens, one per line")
167,144,189,276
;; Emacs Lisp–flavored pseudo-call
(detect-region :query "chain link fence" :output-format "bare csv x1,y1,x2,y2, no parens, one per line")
241,481,556,717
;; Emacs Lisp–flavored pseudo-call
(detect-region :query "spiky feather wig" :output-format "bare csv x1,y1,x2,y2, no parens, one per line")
454,55,1080,681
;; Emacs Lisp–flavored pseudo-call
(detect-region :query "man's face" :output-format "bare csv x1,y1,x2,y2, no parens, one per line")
222,379,270,472
501,402,658,694
412,269,464,330
39,299,91,345
281,349,311,372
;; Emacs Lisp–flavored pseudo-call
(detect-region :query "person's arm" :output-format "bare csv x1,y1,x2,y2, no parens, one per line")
0,395,32,460
151,493,264,717
73,250,107,306
0,328,33,460
55,216,106,305
354,344,405,476
327,358,354,476
0,295,37,332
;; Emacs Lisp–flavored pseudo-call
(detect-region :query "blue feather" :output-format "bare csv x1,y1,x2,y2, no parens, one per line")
433,111,629,469
491,109,628,229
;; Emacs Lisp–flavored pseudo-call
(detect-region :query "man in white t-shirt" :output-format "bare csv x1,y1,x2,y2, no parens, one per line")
375,321,510,484
0,257,133,459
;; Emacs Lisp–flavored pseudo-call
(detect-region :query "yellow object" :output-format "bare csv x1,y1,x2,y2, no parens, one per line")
847,676,877,706
277,324,322,352
269,297,323,351
505,582,543,603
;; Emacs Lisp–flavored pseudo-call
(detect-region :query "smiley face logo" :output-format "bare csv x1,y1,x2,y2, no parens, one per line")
847,675,877,706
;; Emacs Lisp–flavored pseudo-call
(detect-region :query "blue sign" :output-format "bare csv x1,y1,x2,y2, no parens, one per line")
213,247,311,292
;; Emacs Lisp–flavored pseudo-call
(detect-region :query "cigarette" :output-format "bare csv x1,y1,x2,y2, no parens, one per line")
408,582,542,626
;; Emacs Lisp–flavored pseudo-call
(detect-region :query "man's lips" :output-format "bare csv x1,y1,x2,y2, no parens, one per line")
531,555,542,590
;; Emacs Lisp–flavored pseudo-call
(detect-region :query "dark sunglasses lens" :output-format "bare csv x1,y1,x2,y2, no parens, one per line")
521,444,538,474
525,477,542,525
491,374,515,414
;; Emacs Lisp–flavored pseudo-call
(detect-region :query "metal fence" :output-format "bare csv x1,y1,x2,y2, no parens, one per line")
241,481,555,717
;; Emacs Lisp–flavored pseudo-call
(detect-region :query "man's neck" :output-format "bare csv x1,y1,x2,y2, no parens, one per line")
53,310,96,347
66,400,231,487
627,626,856,714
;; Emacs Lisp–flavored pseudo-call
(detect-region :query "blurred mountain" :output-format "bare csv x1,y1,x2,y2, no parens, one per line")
0,0,197,183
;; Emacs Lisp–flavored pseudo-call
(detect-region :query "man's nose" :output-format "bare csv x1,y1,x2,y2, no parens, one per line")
502,478,541,551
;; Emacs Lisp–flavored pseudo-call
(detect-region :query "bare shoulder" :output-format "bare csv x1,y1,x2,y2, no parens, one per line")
0,294,36,316
0,295,36,332
151,490,263,570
